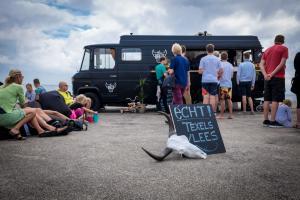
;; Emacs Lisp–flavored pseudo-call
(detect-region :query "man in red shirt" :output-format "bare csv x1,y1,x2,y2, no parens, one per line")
260,35,288,127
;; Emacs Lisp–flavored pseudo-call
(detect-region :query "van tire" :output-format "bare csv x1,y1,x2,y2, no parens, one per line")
84,92,101,111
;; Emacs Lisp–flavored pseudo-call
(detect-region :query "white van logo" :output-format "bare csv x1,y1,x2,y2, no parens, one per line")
152,49,167,63
105,82,117,93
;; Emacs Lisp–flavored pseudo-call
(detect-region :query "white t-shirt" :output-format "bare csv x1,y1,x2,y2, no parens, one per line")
219,61,234,88
199,55,221,83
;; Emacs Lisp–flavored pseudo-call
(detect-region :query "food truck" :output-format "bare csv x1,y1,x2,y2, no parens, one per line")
72,34,263,110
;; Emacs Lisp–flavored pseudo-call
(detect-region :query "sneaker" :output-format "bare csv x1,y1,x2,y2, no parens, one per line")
263,120,270,127
269,121,283,128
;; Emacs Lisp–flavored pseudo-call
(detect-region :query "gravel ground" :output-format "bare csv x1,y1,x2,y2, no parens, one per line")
0,112,299,200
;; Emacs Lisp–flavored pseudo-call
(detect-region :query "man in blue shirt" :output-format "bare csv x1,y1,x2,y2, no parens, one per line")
237,52,256,114
199,44,223,112
169,43,189,104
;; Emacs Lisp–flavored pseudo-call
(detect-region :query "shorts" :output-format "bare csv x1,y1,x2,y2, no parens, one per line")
264,78,285,102
0,108,25,129
239,81,252,97
172,84,185,104
202,82,218,96
219,87,232,100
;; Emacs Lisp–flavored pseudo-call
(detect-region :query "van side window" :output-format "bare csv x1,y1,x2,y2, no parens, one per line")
121,48,142,61
81,49,90,71
94,48,115,69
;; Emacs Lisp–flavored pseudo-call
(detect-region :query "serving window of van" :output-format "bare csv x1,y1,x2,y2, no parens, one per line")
94,48,116,70
121,48,142,61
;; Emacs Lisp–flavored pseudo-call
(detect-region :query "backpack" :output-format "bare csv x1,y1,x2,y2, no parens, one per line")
67,120,88,131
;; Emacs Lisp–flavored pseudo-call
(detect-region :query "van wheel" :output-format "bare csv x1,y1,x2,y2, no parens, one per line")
84,92,101,111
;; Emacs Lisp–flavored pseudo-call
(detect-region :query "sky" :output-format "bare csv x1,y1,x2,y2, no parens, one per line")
0,0,299,88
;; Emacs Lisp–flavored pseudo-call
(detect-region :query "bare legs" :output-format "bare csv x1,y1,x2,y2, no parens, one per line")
263,101,279,122
203,94,216,112
242,96,254,113
219,99,233,119
10,108,36,135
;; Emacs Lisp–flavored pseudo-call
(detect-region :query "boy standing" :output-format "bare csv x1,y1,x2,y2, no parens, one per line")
237,52,256,114
259,35,288,127
199,44,222,112
218,52,234,119
155,56,168,112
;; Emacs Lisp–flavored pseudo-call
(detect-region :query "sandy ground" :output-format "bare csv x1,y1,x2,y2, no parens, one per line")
0,111,299,200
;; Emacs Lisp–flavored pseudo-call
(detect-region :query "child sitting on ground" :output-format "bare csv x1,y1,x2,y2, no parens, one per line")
69,94,97,121
275,99,292,127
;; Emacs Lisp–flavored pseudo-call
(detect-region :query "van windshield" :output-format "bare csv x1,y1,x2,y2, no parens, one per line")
80,49,90,71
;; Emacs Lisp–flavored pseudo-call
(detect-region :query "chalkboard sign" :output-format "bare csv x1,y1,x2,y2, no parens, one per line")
169,104,226,155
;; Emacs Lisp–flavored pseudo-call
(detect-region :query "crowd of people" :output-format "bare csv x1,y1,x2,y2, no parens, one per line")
0,71,98,140
1,34,299,140
155,34,300,129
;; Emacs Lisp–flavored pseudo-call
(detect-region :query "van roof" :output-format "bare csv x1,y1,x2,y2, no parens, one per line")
85,35,262,50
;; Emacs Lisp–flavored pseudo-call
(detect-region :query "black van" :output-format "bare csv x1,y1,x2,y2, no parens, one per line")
72,34,263,110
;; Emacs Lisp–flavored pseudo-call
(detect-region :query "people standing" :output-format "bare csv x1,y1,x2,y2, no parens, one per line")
199,44,222,112
218,52,234,119
33,78,46,101
181,45,192,104
291,52,300,128
260,35,288,127
155,56,168,112
169,43,189,105
237,52,256,114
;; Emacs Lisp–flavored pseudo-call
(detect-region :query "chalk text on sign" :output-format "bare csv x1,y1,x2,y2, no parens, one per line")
173,105,212,120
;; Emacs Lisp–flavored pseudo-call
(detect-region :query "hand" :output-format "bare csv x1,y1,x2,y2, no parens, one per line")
251,86,254,91
185,86,190,92
264,74,271,80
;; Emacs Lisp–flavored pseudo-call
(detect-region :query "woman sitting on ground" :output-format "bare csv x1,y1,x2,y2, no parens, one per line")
275,99,293,128
0,69,67,140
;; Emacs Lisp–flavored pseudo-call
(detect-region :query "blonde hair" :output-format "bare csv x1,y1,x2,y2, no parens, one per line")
283,99,292,107
4,69,22,87
213,51,220,57
171,43,182,55
75,94,88,105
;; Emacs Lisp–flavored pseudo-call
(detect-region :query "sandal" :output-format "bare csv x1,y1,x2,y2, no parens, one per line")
9,130,26,140
39,130,58,137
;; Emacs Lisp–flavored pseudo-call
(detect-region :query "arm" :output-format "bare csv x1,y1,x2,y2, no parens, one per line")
286,107,292,122
269,58,287,78
259,59,269,80
198,59,204,74
83,107,97,114
17,86,26,107
251,64,256,88
236,64,241,85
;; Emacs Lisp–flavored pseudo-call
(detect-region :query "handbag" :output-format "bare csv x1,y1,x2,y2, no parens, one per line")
291,75,300,94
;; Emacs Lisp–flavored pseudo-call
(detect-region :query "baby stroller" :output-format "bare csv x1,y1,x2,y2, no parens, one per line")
254,97,264,112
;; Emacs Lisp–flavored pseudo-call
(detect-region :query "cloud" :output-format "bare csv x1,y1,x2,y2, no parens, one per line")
0,0,299,90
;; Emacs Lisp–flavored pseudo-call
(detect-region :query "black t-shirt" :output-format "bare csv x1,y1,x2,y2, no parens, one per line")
69,102,84,110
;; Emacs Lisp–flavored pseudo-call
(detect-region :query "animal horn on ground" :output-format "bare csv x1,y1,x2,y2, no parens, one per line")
141,147,173,162
142,111,175,161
